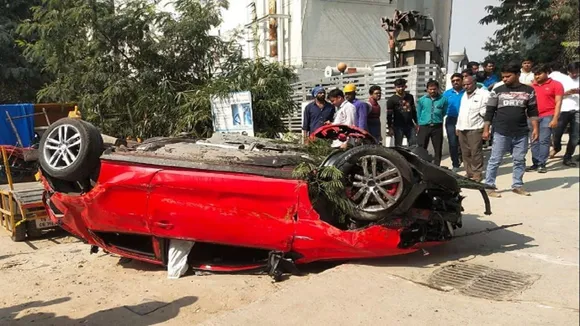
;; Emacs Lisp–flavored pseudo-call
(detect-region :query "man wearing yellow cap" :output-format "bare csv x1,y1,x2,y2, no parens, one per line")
343,84,370,132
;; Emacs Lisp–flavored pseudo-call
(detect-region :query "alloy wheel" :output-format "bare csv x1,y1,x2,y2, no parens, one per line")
348,155,404,212
42,124,82,170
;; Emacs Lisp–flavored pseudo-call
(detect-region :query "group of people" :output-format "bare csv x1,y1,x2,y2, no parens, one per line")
459,59,579,197
301,58,579,197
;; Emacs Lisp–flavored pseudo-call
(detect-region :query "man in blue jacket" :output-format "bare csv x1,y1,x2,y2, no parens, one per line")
344,84,369,131
416,80,448,166
443,73,465,172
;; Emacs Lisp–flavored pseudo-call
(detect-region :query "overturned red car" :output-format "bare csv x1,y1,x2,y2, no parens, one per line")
39,118,492,279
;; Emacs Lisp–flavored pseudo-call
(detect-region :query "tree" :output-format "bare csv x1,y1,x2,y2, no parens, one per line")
177,58,298,138
479,0,579,68
0,0,47,103
18,0,297,138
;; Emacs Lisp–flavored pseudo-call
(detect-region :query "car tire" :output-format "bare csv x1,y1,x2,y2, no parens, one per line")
39,118,103,182
332,145,413,221
26,220,44,238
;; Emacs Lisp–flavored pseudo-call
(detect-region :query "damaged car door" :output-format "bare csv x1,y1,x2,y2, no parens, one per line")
147,169,297,252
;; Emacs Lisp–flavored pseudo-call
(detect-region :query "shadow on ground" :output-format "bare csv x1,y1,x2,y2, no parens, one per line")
347,213,536,270
0,296,197,326
523,176,579,192
23,229,76,250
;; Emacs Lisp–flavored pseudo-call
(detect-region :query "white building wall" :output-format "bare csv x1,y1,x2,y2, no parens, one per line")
226,0,453,80
301,0,394,69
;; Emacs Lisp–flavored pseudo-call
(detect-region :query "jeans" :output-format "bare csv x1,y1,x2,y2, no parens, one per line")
445,116,461,168
393,125,416,147
530,116,553,167
367,118,382,142
553,111,579,160
485,132,529,189
417,124,444,166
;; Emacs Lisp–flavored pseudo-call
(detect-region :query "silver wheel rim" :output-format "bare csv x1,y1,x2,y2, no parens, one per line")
349,155,404,212
43,124,82,170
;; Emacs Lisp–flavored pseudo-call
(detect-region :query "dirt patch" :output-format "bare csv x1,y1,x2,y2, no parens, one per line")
0,233,299,325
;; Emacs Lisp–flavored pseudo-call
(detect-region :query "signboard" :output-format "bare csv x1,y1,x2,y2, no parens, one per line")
210,91,254,136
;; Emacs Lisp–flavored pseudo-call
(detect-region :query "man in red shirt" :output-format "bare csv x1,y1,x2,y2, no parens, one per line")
528,64,564,173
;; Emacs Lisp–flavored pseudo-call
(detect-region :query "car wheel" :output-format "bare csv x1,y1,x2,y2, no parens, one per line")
26,220,44,238
39,118,103,182
332,145,413,221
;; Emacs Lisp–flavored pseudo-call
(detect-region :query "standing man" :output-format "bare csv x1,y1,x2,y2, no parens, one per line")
367,85,383,141
551,62,579,167
416,79,448,166
456,75,490,182
343,84,369,131
328,88,357,148
386,78,418,147
443,73,465,172
302,86,335,143
527,64,564,173
484,63,539,197
519,57,534,85
482,60,500,90
468,61,480,75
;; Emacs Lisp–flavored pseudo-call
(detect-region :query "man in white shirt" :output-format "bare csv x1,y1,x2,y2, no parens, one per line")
519,58,534,85
550,63,579,166
328,88,357,148
456,75,490,181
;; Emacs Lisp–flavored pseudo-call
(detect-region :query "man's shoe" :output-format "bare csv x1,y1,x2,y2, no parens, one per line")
452,167,461,173
538,165,548,173
563,160,577,167
512,187,531,196
471,176,483,182
486,189,502,198
526,165,539,172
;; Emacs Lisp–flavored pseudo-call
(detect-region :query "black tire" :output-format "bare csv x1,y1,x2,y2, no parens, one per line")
331,145,413,221
39,118,103,182
26,220,44,238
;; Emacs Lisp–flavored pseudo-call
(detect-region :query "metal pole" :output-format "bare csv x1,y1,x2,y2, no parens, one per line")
5,112,23,147
1,147,14,191
42,107,51,125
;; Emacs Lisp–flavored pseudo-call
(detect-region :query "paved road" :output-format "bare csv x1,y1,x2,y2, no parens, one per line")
201,149,580,326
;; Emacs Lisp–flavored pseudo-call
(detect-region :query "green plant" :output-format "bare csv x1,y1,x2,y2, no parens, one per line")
292,162,353,224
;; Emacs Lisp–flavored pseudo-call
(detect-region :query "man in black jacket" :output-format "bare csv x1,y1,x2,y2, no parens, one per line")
386,78,418,146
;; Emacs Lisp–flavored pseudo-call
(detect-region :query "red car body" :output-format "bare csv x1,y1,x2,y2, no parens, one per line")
40,124,492,277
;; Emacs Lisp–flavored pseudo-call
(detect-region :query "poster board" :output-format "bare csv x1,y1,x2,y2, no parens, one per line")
210,91,254,136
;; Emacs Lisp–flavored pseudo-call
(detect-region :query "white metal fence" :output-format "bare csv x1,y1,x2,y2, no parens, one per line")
283,64,445,132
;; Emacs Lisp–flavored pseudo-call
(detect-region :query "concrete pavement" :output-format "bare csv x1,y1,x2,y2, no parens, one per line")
201,148,580,326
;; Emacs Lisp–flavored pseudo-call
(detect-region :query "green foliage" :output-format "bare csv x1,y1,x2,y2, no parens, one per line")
480,0,579,67
0,0,47,103
302,138,335,163
17,0,297,138
176,58,298,138
292,161,353,223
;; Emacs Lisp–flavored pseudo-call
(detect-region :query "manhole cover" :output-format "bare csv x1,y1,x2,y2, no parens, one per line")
427,263,539,300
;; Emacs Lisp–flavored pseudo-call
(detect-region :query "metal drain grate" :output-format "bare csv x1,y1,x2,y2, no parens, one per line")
427,263,539,300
